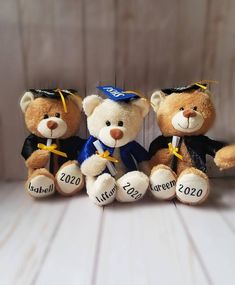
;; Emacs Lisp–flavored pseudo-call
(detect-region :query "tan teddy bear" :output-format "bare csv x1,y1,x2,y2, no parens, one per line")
149,83,234,205
20,89,85,198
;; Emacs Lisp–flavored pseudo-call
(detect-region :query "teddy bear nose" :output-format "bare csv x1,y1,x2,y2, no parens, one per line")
47,120,58,130
110,128,123,140
183,109,197,118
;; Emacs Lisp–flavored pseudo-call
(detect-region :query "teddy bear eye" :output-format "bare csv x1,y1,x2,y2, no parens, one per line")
118,121,124,127
193,106,197,111
179,107,184,111
106,121,111,126
55,113,60,118
44,114,49,119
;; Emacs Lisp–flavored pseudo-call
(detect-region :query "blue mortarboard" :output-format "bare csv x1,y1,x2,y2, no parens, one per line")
97,86,140,102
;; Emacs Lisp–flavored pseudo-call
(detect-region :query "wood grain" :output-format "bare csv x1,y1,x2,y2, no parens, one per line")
0,0,26,180
0,0,234,180
94,200,209,285
0,180,235,284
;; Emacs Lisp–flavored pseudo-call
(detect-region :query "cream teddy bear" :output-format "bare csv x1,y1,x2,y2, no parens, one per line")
78,87,150,206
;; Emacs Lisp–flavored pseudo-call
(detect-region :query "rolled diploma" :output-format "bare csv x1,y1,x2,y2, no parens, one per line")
45,138,52,170
172,136,180,148
93,140,117,177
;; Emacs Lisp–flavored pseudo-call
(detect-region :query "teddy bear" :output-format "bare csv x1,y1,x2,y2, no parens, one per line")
78,86,150,206
20,89,85,198
148,82,232,205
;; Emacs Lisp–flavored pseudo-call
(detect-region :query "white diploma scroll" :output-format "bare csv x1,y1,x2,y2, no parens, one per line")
93,140,117,177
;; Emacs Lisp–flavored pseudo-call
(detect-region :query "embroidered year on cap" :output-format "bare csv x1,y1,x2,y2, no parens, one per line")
97,86,140,102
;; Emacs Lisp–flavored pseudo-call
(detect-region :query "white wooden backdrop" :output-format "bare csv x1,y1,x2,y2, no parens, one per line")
0,0,235,181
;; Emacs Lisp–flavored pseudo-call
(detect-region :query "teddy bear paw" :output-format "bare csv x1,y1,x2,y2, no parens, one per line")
150,165,176,200
26,174,55,198
86,174,116,206
176,170,210,205
56,161,84,196
116,171,149,203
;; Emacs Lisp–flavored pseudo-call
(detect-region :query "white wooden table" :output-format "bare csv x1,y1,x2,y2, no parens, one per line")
0,178,235,285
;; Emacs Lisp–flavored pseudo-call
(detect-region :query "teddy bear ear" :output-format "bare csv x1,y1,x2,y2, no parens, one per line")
131,98,150,118
83,95,103,116
150,90,166,112
20,91,34,113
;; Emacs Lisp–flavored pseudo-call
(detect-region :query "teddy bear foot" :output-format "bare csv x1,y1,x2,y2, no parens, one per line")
116,171,149,203
176,168,210,205
55,161,84,196
86,174,116,206
26,169,55,198
150,164,177,200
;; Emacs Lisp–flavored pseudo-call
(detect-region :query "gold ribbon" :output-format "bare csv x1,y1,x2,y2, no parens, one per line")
54,88,82,113
192,80,219,91
168,143,183,160
124,90,148,101
97,150,119,163
38,143,68,158
54,88,68,113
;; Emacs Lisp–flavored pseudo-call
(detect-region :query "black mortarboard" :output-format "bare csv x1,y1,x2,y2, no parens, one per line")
29,89,78,99
28,88,79,113
162,83,208,95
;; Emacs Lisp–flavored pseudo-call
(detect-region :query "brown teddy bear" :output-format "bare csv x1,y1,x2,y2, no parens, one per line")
20,89,85,198
149,82,234,205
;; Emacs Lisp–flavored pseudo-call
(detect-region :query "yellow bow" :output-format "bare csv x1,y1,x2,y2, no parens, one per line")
38,143,68,158
97,150,119,163
168,143,183,160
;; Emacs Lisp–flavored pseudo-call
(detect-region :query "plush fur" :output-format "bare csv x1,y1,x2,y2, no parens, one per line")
215,145,235,169
149,86,232,205
79,95,150,206
21,91,85,198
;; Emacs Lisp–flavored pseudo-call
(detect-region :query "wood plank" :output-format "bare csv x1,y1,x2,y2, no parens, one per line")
94,198,209,285
202,0,235,141
144,0,207,149
175,178,235,285
0,0,26,180
84,0,116,95
34,193,103,285
201,0,235,177
0,182,68,285
14,0,87,184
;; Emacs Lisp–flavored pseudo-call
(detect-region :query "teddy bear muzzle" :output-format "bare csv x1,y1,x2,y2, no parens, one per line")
110,128,123,140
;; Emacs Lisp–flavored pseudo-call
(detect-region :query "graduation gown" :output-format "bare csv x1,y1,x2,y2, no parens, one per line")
78,136,150,175
22,134,86,173
149,135,226,173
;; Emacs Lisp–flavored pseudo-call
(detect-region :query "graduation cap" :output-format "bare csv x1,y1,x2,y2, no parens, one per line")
97,86,142,102
161,82,208,95
29,89,77,99
28,88,79,113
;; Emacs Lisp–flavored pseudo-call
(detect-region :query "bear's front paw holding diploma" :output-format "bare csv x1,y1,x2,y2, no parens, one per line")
214,145,235,170
81,154,107,176
26,149,50,169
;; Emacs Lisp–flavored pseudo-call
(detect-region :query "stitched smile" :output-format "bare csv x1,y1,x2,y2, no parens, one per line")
178,123,199,130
